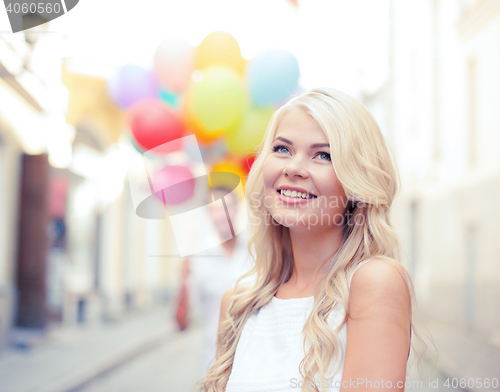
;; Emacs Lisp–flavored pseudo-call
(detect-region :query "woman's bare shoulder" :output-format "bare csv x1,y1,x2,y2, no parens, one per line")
349,257,411,319
356,256,408,281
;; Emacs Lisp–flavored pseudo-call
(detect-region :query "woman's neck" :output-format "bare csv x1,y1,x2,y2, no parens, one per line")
286,225,344,292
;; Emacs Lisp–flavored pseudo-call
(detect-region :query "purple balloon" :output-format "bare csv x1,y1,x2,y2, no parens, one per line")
106,64,159,109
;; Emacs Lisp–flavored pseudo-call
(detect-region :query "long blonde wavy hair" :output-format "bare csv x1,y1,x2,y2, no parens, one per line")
192,87,434,392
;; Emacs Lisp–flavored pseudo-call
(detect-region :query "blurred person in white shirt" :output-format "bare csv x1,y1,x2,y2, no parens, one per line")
177,185,254,377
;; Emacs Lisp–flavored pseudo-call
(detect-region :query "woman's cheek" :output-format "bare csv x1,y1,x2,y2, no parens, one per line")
262,159,280,191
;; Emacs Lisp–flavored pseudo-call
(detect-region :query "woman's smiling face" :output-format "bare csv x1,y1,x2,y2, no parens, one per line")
262,108,347,229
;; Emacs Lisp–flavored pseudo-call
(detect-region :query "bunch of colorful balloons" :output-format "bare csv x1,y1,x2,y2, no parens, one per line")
106,31,302,205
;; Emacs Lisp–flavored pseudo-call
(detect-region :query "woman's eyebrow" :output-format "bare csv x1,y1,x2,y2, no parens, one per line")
274,136,293,144
310,143,330,148
273,136,330,149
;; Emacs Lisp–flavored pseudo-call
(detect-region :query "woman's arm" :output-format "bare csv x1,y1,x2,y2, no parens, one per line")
341,258,411,392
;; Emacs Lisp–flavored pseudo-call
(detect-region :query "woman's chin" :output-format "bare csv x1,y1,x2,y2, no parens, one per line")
270,210,342,231
270,212,311,229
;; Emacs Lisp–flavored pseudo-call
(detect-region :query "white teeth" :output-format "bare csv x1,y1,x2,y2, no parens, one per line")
280,189,313,199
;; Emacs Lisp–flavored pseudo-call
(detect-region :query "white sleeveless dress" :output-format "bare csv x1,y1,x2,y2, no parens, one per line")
224,255,392,392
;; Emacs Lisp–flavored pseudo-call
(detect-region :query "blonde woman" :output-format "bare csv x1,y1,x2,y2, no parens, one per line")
193,88,431,392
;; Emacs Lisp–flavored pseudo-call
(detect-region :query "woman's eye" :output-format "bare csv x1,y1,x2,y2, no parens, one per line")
272,145,289,154
317,151,331,161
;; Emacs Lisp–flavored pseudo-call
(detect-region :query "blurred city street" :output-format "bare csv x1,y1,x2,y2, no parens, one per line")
0,306,499,392
78,324,204,392
0,302,205,392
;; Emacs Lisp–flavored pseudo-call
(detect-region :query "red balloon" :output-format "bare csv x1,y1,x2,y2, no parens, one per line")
242,154,256,175
129,99,184,153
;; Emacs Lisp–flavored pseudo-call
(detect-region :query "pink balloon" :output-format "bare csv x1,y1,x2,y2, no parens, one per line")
151,165,195,205
154,37,195,94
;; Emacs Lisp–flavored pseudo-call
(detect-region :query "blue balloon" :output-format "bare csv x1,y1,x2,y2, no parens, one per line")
246,50,300,107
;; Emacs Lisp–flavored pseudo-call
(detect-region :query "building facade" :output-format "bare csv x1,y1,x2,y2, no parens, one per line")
364,0,500,345
0,25,176,353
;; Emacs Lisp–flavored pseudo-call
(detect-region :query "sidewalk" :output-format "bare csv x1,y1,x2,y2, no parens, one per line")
423,321,500,392
0,305,176,392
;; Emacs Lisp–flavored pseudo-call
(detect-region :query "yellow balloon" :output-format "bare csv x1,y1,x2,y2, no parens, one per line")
196,31,245,73
211,160,247,192
227,106,275,153
191,66,245,134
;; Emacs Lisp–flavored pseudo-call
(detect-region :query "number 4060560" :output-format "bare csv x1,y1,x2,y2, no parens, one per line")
6,2,62,14
444,378,499,389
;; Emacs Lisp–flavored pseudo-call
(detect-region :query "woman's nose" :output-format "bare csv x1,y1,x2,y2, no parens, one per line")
283,156,309,179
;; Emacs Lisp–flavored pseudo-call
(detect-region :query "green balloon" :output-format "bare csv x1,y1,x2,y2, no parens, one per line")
227,106,275,153
192,66,245,133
